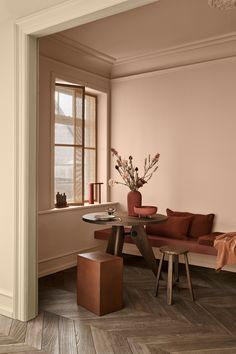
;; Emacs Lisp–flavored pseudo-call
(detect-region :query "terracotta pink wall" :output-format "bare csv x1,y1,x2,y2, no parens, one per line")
111,57,236,232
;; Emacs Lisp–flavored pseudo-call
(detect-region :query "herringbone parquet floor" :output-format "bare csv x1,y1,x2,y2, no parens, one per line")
1,256,236,353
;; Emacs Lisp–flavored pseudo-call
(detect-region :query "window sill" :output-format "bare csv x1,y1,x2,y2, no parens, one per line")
38,202,119,215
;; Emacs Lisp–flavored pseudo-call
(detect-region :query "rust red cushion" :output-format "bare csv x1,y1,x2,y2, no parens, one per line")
146,216,193,239
197,232,223,246
166,208,214,238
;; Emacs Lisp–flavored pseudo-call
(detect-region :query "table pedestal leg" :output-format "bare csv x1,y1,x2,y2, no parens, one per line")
130,225,157,276
106,226,124,257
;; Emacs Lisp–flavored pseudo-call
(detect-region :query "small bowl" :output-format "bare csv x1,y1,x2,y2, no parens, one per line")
106,207,116,215
134,206,158,217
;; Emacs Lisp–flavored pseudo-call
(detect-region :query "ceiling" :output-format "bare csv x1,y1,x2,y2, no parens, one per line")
59,0,236,60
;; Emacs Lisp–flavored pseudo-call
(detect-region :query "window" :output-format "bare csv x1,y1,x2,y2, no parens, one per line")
54,83,97,204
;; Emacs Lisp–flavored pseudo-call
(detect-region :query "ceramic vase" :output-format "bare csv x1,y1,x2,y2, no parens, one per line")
127,190,142,216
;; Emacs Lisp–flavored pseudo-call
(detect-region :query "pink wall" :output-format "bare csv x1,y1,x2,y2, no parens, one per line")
111,57,236,232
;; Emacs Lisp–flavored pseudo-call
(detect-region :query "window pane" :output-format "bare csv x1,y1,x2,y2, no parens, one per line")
55,89,73,116
85,95,96,148
84,149,96,201
75,89,84,145
55,146,74,202
55,146,83,203
55,87,74,145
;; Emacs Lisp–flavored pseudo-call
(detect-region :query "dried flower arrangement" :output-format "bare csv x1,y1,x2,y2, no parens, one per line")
109,148,160,192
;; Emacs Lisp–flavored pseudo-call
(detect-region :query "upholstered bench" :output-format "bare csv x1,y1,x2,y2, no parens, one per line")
94,209,223,257
95,228,220,256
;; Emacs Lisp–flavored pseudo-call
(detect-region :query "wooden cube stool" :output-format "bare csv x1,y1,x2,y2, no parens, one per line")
77,251,123,316
155,246,195,305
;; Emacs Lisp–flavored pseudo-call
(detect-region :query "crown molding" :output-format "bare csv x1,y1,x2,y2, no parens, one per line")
111,56,236,83
112,32,236,78
39,34,114,78
50,33,116,64
44,30,236,79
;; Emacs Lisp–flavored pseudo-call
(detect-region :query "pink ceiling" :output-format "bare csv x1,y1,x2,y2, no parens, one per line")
59,0,236,60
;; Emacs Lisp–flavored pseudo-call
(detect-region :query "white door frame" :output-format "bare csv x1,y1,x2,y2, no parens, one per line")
14,0,158,321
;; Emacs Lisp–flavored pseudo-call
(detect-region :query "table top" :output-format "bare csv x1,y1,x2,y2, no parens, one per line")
82,212,167,227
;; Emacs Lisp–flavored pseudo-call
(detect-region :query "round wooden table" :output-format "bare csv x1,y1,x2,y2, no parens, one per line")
82,212,167,276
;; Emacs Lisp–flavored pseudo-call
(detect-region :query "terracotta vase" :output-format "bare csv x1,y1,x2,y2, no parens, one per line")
127,190,142,217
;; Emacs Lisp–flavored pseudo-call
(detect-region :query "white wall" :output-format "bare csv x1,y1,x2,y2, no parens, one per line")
111,57,236,232
0,19,15,317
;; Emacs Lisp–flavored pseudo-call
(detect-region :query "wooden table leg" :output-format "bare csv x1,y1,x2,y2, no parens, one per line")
106,226,124,257
130,225,157,276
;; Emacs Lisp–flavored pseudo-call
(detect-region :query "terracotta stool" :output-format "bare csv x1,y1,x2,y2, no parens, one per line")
77,251,123,315
155,246,195,305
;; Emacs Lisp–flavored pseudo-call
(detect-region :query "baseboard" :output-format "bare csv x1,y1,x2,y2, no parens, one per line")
0,290,13,317
38,244,106,277
63,240,236,273
123,243,236,273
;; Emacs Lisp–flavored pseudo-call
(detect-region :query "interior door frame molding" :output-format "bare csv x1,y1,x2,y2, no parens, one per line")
14,0,158,321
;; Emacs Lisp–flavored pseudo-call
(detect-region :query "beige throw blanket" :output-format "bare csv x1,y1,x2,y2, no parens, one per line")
214,232,236,271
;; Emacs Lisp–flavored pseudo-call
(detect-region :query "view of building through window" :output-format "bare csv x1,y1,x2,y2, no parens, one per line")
54,83,97,204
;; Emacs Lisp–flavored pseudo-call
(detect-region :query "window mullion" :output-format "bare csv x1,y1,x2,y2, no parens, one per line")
73,90,77,203
81,87,85,205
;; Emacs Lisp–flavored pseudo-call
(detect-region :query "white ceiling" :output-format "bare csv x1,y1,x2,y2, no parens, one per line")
59,0,236,60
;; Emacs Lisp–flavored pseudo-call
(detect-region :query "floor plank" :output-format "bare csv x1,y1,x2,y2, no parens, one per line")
41,312,59,354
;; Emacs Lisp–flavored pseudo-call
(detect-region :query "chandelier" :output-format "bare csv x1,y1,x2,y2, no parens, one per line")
208,0,236,9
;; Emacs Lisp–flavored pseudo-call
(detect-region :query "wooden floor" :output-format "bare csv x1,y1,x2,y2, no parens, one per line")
1,256,236,353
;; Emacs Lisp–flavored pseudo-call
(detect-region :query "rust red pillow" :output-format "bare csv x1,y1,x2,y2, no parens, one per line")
146,216,192,239
166,208,214,238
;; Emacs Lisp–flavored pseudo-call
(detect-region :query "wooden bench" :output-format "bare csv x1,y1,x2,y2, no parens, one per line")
94,228,219,256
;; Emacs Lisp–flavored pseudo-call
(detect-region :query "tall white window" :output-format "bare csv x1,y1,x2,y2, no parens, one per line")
54,83,97,204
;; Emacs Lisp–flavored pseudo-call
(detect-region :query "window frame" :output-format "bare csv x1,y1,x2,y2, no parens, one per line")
83,92,98,203
54,83,97,206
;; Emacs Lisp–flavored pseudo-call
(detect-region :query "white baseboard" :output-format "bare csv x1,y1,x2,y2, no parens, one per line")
0,290,13,317
38,244,106,278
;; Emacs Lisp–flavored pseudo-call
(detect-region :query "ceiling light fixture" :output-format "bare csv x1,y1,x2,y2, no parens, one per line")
208,0,236,9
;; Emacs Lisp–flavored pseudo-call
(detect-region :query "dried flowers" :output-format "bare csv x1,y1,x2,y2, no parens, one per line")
109,148,160,191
